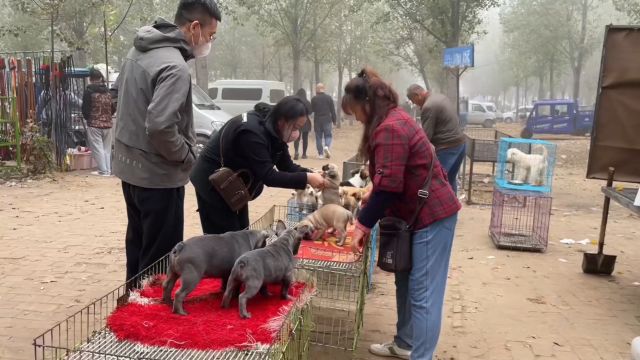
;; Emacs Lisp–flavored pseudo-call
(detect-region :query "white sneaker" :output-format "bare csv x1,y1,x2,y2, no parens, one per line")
369,341,411,359
323,146,331,159
90,171,102,176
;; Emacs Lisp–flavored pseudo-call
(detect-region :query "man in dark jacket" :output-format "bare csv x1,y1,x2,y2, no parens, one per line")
82,68,114,176
311,83,337,159
407,84,466,194
111,0,221,283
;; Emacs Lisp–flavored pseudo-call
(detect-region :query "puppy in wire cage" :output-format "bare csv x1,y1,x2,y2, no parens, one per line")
292,185,318,214
506,145,548,186
295,204,354,246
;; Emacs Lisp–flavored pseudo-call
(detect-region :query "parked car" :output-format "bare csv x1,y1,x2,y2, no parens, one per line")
207,80,286,116
192,84,233,156
464,101,497,128
483,102,503,122
521,99,594,138
503,106,533,123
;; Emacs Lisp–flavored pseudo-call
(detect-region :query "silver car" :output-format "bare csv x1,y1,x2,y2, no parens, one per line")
192,84,233,156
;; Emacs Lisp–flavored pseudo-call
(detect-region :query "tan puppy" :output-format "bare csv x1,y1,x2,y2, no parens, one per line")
320,166,341,206
341,188,362,216
295,204,354,246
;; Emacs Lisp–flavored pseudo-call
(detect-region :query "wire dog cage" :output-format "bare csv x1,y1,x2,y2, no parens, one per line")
462,128,513,204
496,138,557,193
250,206,370,351
33,252,312,360
489,187,552,252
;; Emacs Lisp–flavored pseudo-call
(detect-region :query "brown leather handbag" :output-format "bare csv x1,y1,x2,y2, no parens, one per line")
208,115,254,212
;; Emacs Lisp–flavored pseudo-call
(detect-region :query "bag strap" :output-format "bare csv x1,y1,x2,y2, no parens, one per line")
218,113,247,167
407,146,436,229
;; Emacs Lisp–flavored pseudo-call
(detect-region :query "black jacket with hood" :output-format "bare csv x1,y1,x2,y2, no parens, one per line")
111,18,197,189
190,103,310,204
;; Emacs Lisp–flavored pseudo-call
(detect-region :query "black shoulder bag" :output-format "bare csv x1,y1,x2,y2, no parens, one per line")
377,149,435,273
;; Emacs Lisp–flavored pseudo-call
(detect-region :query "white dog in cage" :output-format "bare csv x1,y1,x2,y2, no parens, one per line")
506,146,548,186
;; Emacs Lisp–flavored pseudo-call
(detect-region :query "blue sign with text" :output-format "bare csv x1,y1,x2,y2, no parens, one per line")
443,45,474,68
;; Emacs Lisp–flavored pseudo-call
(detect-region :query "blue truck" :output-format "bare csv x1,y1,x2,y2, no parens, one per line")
520,99,594,138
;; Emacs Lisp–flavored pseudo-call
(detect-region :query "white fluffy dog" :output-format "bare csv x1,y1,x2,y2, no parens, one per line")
506,146,548,186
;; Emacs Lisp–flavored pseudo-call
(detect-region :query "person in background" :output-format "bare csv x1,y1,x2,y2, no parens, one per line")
407,84,466,194
190,96,326,234
82,68,114,176
346,68,461,360
311,83,336,159
111,0,221,283
293,88,312,160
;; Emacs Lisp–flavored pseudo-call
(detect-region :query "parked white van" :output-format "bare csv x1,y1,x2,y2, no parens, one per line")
467,101,497,128
207,80,287,116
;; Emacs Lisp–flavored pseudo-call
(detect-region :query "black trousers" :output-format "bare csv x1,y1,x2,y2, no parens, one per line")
195,190,249,235
293,131,309,156
122,182,185,283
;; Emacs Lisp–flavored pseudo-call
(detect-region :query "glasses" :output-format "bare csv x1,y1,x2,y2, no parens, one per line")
187,18,217,42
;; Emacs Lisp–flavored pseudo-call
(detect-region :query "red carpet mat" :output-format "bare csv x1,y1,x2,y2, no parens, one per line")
296,226,359,263
107,276,309,351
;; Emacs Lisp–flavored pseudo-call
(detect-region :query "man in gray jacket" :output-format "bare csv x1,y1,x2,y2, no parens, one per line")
111,0,221,283
407,84,466,194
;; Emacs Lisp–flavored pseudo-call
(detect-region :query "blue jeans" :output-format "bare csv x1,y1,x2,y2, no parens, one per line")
315,122,333,156
436,144,466,194
393,214,458,360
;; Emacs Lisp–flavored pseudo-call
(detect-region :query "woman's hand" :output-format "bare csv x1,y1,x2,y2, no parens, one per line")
351,226,369,255
307,172,325,190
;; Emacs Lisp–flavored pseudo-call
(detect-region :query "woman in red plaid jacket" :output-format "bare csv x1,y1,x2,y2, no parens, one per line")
344,68,461,360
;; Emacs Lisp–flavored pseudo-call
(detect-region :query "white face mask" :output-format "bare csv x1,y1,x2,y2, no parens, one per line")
192,27,212,58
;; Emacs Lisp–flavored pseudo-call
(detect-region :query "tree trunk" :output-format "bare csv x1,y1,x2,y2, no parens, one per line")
338,66,346,126
419,67,431,91
292,46,302,90
195,57,208,91
277,53,284,82
573,0,590,102
572,66,582,103
515,84,521,119
549,56,555,99
523,77,528,107
537,73,544,101
74,48,87,67
314,59,321,86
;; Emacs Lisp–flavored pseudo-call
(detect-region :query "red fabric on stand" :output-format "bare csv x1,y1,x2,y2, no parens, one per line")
107,277,305,351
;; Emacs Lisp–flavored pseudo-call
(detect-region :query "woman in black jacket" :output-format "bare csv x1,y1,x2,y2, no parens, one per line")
190,96,326,234
293,88,312,160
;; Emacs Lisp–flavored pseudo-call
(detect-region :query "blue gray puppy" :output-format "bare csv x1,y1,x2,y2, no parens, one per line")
162,230,270,315
221,221,303,319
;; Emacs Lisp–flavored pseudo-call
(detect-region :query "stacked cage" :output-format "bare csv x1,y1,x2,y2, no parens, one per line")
490,138,556,251
251,206,369,351
33,253,312,360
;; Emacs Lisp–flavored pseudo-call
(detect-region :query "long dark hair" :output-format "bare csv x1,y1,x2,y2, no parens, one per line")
342,67,399,161
295,88,308,101
270,95,309,124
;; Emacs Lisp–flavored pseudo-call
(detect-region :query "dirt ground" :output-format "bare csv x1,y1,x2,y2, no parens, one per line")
1,123,639,360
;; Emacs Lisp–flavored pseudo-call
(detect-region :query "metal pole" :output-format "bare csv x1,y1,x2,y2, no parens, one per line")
103,0,110,84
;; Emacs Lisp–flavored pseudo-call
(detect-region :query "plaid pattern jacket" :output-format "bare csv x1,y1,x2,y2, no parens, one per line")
369,107,461,229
